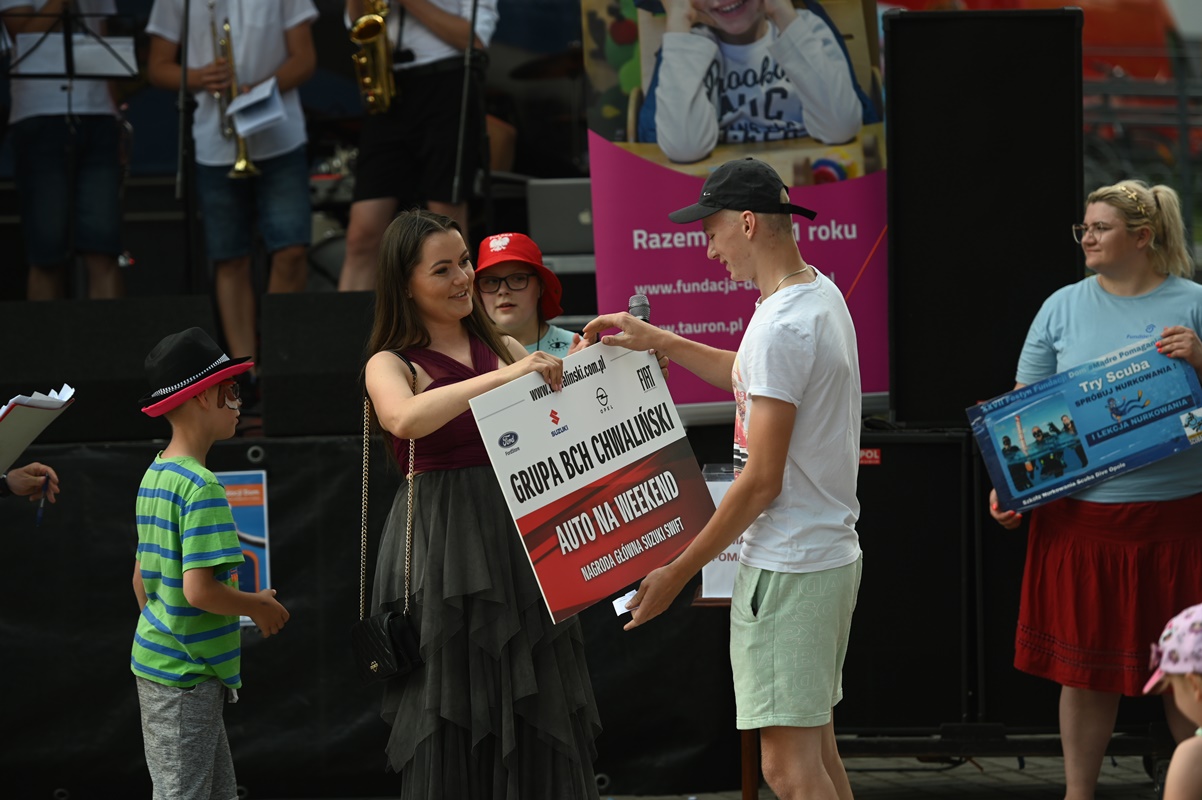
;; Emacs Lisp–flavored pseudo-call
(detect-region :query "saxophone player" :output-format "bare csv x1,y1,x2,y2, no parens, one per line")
146,0,317,404
337,0,500,291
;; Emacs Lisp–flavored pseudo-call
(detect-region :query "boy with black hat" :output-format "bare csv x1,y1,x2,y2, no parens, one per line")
131,327,290,798
584,157,862,800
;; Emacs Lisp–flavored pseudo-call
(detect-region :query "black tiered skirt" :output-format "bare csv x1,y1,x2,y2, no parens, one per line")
372,465,601,800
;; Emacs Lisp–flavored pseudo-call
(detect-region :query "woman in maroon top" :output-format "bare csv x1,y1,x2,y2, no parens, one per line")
362,210,602,800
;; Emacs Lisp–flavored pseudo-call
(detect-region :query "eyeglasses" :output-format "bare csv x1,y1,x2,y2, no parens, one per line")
1071,223,1116,243
217,381,241,409
477,273,536,293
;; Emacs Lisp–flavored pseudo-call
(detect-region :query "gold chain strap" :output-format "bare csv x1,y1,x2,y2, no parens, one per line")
359,396,371,621
359,359,418,622
403,364,416,617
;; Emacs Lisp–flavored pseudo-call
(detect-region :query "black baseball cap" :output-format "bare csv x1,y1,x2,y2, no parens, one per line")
668,157,818,224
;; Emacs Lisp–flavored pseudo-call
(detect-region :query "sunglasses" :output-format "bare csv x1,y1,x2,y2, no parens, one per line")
217,381,242,409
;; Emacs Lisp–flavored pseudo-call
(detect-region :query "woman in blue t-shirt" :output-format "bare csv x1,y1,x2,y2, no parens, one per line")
989,180,1202,800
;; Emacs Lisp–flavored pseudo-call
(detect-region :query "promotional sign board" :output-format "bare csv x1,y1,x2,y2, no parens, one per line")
580,0,889,404
968,340,1202,513
470,345,716,622
215,469,271,627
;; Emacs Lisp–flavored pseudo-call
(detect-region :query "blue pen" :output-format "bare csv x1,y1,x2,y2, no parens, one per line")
35,475,48,527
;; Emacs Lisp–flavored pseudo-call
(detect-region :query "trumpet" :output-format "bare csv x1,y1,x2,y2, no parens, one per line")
350,0,396,114
210,2,259,179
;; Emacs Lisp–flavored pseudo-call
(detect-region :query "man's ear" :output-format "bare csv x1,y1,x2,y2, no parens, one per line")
742,210,756,237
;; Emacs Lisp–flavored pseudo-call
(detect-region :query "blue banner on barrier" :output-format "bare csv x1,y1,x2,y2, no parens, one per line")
968,339,1202,513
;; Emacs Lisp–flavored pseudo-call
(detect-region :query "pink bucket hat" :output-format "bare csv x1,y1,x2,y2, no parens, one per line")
1144,603,1202,695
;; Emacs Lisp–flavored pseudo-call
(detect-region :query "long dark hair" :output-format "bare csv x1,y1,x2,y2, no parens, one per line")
365,210,514,365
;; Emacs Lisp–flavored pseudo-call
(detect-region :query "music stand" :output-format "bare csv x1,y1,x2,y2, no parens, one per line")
4,5,138,296
6,7,136,80
450,0,493,233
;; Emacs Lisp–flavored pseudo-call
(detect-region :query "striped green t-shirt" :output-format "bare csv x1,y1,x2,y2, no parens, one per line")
131,454,245,689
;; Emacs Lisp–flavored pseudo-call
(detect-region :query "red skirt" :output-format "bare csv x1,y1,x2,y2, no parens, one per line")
1015,493,1202,696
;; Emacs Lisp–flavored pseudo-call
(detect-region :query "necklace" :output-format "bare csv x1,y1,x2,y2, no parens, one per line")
770,265,811,296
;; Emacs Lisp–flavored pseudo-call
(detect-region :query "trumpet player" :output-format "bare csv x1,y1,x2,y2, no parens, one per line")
337,0,499,292
0,0,126,300
146,0,317,401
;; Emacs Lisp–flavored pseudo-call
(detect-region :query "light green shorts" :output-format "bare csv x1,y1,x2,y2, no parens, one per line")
730,556,862,729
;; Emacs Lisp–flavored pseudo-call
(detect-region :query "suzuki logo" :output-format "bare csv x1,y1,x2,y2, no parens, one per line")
550,410,560,425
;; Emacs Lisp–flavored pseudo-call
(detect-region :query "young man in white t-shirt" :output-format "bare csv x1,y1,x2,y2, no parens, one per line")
0,0,125,300
584,157,863,800
146,0,317,395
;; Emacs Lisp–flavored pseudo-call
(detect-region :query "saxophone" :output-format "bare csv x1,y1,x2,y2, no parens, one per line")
350,0,396,114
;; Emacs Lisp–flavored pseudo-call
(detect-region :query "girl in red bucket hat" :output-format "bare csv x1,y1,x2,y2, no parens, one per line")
475,232,580,356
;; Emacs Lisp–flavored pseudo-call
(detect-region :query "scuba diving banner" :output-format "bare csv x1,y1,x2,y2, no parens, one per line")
968,339,1202,514
470,345,715,623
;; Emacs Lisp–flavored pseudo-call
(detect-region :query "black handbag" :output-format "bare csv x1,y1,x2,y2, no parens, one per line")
351,355,423,684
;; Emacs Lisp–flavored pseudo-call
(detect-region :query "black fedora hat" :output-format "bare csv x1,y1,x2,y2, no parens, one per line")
139,327,253,417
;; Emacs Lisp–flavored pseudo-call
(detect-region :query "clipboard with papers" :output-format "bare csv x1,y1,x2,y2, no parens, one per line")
0,385,75,473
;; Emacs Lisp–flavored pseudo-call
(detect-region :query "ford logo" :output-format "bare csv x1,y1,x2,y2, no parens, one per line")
498,431,519,448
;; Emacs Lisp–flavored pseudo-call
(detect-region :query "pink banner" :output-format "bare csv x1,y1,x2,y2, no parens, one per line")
589,133,889,403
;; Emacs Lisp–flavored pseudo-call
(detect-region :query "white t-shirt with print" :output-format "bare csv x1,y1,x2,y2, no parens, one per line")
146,0,318,166
2,0,117,122
732,269,862,573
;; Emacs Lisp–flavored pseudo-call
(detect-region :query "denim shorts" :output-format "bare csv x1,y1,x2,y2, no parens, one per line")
194,144,311,263
11,114,122,266
730,556,862,729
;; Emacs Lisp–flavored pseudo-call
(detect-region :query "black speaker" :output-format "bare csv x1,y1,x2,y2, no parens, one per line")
836,430,972,731
0,296,218,443
0,176,206,302
259,291,376,437
884,10,1085,427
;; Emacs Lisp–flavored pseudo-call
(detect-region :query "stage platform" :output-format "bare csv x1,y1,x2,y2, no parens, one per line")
2,431,1176,800
261,754,1158,799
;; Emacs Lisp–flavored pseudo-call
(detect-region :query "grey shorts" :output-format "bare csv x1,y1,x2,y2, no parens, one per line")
135,676,238,800
730,556,862,729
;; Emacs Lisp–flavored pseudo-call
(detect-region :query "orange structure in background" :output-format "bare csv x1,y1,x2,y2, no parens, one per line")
881,0,1201,184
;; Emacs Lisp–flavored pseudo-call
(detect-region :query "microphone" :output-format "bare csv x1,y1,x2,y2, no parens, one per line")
628,293,650,323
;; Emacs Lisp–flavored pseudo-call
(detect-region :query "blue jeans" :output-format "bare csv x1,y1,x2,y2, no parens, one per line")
11,114,122,266
194,145,311,263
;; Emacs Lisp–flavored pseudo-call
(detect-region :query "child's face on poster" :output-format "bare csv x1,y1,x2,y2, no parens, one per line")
690,0,765,41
